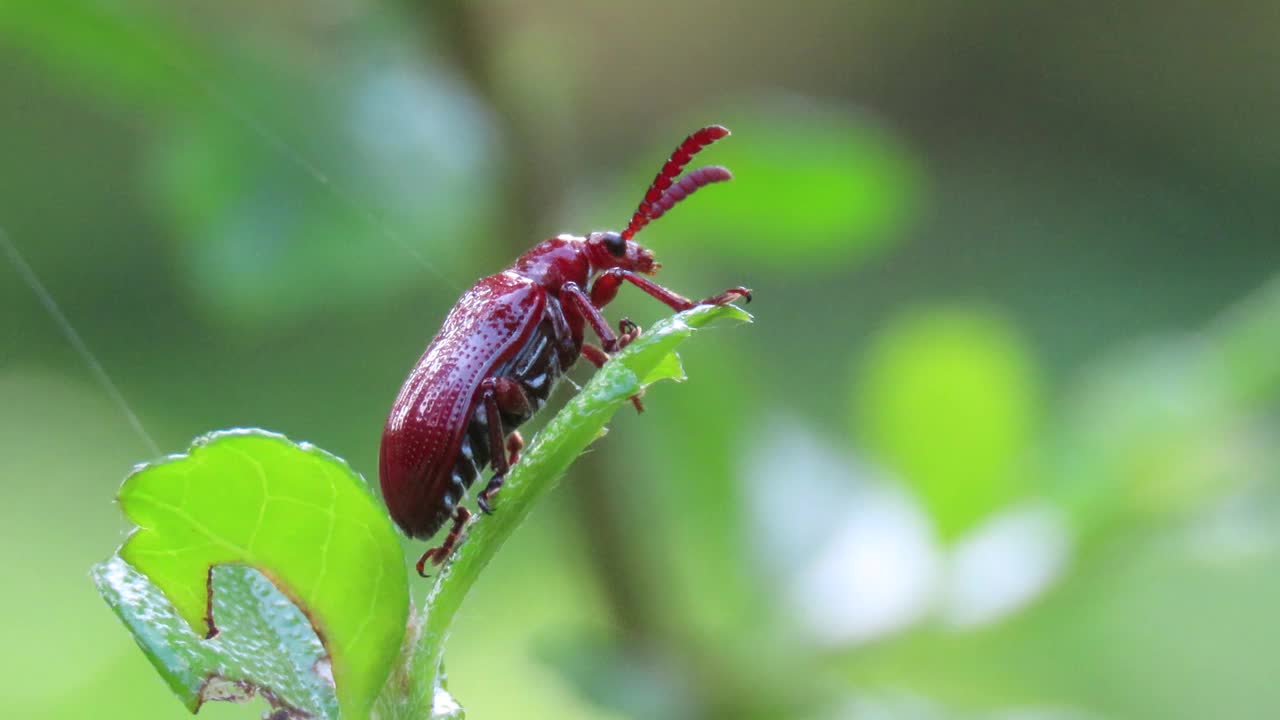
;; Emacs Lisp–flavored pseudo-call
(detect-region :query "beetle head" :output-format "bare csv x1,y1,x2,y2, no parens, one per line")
585,231,658,275
584,126,734,278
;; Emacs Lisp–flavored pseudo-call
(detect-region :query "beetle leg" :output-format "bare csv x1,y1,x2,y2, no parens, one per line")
594,269,752,312
562,282,623,351
581,343,609,367
476,377,531,514
481,376,532,419
547,296,580,366
416,506,472,576
507,430,524,467
589,269,624,306
568,284,644,410
698,286,754,306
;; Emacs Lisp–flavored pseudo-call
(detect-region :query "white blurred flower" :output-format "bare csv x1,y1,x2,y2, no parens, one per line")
941,503,1071,629
743,420,1074,647
744,421,937,646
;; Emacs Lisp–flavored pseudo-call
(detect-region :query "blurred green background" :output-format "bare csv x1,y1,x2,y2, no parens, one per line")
3,2,1279,719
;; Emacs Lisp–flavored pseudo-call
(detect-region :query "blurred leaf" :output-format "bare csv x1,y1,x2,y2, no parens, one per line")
1048,339,1228,531
387,304,752,720
3,0,498,324
107,429,408,718
854,307,1039,541
599,98,921,271
635,338,768,643
0,0,200,109
1210,274,1280,408
94,556,338,718
1044,274,1280,538
145,33,496,325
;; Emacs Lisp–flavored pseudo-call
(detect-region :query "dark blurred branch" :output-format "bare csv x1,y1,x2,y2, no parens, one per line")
427,3,560,246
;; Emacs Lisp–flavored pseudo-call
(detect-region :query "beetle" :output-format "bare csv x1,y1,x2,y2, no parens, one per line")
380,125,751,576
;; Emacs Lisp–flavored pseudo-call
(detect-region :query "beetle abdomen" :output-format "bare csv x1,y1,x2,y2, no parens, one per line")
434,305,571,520
502,302,569,412
380,282,583,541
380,273,547,540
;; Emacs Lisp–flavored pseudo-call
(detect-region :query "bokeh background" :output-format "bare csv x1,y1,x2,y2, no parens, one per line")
3,2,1279,719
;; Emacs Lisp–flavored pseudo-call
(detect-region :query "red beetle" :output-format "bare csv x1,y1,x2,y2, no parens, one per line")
380,125,751,575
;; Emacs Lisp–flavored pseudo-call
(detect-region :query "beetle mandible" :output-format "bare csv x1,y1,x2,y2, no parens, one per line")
379,125,751,576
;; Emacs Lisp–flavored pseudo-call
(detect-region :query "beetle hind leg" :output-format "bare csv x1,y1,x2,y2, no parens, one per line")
477,478,503,514
480,431,524,511
416,506,472,576
476,377,532,514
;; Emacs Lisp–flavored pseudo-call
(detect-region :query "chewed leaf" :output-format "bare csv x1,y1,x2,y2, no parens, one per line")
93,556,338,717
111,429,408,718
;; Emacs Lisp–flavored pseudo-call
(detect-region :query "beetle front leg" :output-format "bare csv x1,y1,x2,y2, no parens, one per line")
562,282,624,351
476,377,531,514
592,268,751,312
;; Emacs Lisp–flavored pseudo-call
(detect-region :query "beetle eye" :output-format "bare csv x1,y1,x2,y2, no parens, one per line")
603,232,626,257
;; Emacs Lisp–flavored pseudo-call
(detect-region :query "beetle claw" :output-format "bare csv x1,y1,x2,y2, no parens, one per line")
697,286,752,307
415,550,436,577
617,318,642,350
478,476,504,515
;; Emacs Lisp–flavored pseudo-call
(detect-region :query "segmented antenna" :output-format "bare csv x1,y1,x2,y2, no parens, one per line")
644,165,733,223
621,125,730,240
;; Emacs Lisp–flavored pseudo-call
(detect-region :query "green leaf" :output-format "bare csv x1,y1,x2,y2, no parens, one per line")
108,429,408,718
379,304,752,720
93,556,339,717
854,307,1040,541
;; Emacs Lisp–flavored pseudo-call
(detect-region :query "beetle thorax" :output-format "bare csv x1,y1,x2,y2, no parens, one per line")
511,234,592,291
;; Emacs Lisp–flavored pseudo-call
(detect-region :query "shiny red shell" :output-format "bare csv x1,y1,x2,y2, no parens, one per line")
379,272,547,538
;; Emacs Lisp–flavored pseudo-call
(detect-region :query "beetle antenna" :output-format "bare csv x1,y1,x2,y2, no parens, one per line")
621,125,730,240
643,165,733,224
